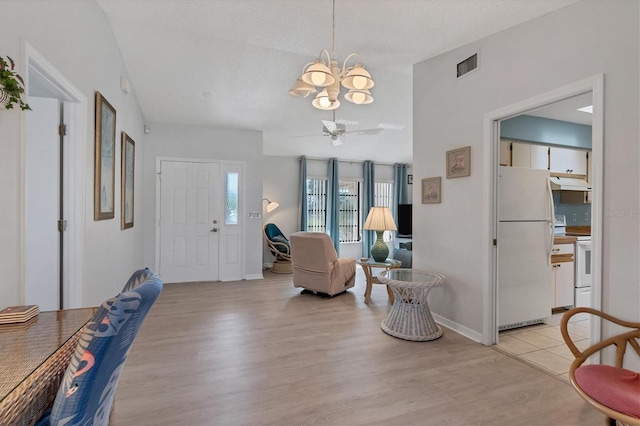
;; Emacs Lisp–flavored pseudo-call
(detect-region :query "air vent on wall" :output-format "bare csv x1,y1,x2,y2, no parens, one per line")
457,53,478,78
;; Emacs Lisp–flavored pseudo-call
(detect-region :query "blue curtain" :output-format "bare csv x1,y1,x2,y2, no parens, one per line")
362,160,375,257
326,158,340,255
393,163,408,231
299,156,308,231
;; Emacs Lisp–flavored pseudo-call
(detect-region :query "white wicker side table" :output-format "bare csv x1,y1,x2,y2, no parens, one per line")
378,269,447,341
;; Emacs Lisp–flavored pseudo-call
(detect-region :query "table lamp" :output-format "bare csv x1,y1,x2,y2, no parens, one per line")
363,206,397,262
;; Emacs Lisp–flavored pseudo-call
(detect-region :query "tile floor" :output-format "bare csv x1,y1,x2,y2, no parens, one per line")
496,310,591,381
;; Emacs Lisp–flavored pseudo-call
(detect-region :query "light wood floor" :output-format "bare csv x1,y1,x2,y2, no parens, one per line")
114,269,601,425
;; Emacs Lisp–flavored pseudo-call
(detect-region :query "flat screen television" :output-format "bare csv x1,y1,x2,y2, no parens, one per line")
397,204,412,237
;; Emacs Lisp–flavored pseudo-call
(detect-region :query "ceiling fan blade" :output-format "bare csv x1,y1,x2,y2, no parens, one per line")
322,120,338,134
343,128,384,136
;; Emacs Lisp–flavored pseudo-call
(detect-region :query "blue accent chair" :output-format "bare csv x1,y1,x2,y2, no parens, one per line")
36,271,163,426
121,267,154,292
263,223,293,273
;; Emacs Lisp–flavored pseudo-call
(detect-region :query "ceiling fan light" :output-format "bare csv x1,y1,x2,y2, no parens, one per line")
289,78,317,97
301,61,335,87
341,65,374,90
345,89,373,105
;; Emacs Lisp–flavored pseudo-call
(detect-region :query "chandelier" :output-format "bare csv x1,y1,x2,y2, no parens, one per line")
288,0,374,111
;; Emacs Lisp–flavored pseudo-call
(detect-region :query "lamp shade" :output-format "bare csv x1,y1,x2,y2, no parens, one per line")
312,89,340,110
363,206,397,231
289,78,317,98
301,61,335,87
263,198,279,213
344,89,373,105
341,65,374,90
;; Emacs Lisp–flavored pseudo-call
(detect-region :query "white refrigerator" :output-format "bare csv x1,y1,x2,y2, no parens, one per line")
498,166,555,330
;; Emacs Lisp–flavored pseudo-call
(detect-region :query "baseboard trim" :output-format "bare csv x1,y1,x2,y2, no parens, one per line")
245,274,263,280
433,313,482,343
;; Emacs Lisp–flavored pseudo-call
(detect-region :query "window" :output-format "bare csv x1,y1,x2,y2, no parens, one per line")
305,178,362,243
339,180,360,243
374,181,394,241
225,172,238,225
374,181,393,209
306,178,326,233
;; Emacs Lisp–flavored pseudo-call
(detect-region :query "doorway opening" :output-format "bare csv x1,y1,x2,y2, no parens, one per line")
483,75,604,372
23,43,87,309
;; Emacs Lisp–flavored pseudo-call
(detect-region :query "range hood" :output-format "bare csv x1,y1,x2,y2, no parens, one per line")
549,176,591,191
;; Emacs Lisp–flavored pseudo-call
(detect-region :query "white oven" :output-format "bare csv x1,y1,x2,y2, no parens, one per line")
575,237,591,307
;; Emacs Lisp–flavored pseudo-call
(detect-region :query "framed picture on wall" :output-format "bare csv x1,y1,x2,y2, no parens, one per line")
446,146,471,178
421,177,441,204
94,91,116,220
121,132,135,229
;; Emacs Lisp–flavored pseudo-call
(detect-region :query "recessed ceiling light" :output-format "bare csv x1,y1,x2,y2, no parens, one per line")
577,105,593,114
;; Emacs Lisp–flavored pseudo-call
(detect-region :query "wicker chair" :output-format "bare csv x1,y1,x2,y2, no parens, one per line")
560,307,640,426
36,272,163,426
263,223,292,273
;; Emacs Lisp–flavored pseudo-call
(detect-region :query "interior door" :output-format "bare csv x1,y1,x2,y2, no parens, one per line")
159,160,220,283
25,96,61,310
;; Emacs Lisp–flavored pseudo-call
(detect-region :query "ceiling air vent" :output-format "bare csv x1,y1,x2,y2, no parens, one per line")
457,54,478,78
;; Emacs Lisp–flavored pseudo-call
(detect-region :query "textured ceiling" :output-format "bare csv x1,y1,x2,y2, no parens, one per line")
97,0,578,163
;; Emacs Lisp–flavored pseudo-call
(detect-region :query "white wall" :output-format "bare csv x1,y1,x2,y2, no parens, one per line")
413,1,639,339
142,122,264,279
0,1,147,306
262,155,411,264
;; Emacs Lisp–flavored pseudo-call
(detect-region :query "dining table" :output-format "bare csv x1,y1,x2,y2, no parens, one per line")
0,307,96,426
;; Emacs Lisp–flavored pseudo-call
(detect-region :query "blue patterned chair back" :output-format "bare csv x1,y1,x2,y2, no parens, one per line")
121,267,154,292
46,273,163,426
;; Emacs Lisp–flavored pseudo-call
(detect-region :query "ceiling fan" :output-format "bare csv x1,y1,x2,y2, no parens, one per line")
318,111,383,146
321,120,383,146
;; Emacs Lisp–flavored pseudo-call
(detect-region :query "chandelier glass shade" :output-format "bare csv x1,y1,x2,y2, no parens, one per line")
289,0,374,111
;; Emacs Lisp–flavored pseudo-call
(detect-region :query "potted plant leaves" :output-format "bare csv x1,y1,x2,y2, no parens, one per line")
0,55,31,110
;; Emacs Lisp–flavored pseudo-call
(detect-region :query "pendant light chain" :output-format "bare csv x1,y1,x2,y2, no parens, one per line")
332,0,336,58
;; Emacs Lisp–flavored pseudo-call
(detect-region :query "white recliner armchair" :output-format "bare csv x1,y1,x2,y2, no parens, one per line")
290,232,356,296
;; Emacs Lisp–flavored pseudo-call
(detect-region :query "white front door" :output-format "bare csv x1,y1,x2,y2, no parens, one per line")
159,161,220,283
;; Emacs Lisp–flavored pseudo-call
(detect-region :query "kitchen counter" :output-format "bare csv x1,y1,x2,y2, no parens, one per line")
565,225,591,237
554,236,577,244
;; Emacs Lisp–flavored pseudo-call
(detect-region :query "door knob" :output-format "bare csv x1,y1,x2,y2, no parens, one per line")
210,228,218,232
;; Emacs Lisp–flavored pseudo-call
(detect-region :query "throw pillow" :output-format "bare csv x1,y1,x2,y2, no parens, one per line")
272,235,290,253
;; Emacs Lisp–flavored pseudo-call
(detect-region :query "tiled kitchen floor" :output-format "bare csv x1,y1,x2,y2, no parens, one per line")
496,310,591,381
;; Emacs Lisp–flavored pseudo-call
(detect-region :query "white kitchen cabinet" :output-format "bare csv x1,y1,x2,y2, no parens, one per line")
550,147,588,175
552,261,574,308
551,242,575,308
512,142,548,170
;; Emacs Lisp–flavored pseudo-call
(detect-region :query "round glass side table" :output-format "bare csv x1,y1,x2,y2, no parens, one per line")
356,258,402,304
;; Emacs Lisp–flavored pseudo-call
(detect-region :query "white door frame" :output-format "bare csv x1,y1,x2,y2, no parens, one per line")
482,74,604,346
21,43,87,308
155,157,246,281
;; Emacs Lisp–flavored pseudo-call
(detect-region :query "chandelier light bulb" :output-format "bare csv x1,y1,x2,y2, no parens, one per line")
319,96,331,108
352,76,367,90
344,89,373,105
312,72,328,86
351,91,366,104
